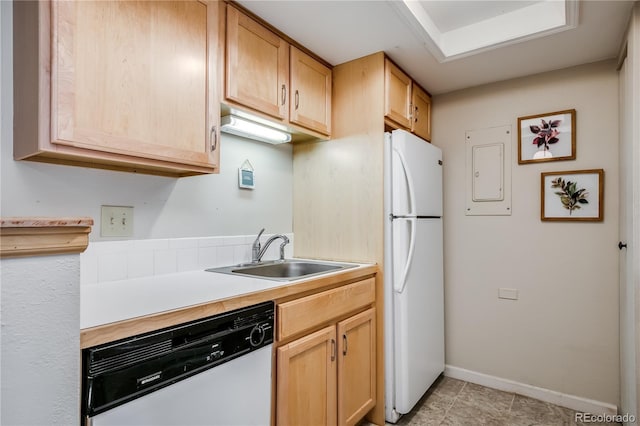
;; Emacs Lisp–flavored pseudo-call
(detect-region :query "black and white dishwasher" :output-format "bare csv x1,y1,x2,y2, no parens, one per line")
82,301,274,426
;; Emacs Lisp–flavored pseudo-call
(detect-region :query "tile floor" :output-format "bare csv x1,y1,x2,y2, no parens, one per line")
375,376,621,426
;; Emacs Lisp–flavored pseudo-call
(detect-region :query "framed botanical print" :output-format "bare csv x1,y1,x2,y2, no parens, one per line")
518,109,576,164
541,169,604,221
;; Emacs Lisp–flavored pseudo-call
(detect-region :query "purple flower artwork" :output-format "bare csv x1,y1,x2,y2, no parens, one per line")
518,109,576,164
530,118,561,150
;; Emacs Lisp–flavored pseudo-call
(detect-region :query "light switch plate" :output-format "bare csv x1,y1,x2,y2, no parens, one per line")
101,206,133,237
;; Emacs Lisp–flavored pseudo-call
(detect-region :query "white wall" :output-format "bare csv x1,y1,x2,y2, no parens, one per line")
1,254,81,425
433,60,620,406
0,1,5,421
0,131,293,240
0,0,293,240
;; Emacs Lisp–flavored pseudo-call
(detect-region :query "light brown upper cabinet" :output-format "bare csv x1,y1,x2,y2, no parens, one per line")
290,46,332,136
14,1,222,177
225,5,332,136
384,59,412,129
411,84,432,141
225,4,289,120
384,57,432,142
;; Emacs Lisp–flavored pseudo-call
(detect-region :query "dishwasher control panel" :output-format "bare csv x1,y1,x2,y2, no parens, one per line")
82,301,274,417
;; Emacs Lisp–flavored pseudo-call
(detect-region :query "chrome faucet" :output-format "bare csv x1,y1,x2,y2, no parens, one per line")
251,228,290,263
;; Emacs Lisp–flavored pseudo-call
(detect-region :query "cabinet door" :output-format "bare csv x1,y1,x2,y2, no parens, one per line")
225,5,289,120
290,46,332,135
337,308,376,426
277,325,337,426
411,84,432,142
384,58,412,129
52,1,219,169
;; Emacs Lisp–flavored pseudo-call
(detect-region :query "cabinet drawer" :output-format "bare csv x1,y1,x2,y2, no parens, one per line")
278,278,375,340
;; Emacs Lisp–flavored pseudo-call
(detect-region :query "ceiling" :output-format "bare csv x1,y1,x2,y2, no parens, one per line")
235,0,635,95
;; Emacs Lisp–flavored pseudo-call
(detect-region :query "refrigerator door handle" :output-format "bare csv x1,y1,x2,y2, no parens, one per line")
394,218,416,294
392,147,417,216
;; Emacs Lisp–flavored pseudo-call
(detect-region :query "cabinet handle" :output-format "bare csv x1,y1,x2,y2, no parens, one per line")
210,125,217,152
281,84,286,106
295,90,299,110
330,339,336,361
342,334,347,356
414,105,419,123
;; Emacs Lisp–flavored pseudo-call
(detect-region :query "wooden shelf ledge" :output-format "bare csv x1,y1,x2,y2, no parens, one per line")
1,217,94,258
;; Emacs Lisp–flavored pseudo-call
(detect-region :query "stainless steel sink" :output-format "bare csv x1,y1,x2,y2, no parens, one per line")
206,259,357,281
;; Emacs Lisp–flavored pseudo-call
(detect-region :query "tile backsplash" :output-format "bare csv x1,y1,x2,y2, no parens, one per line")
81,233,294,285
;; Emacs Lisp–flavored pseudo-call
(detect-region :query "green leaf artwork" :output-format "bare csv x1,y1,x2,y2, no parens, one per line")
550,177,589,215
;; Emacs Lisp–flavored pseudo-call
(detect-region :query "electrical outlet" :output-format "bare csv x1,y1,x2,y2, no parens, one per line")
498,288,518,300
101,206,134,237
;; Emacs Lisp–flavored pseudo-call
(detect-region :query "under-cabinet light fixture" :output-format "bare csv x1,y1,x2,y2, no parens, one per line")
220,115,292,145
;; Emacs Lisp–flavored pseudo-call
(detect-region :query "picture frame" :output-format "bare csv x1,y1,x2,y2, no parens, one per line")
541,169,604,221
518,109,576,164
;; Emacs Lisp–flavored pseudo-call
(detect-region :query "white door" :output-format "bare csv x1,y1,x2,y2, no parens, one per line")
392,217,444,414
391,129,442,217
618,52,638,424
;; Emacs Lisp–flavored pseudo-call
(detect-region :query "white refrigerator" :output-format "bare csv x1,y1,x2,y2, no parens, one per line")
383,129,444,423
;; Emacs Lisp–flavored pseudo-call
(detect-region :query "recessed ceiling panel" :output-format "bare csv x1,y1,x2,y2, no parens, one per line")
422,1,539,33
394,0,578,62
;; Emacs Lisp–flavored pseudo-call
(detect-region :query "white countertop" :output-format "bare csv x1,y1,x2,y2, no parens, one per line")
81,260,372,329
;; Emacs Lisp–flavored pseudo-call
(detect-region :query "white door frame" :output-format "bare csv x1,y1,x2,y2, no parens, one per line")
619,4,640,424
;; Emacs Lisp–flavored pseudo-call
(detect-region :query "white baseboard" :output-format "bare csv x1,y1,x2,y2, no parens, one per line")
444,365,618,416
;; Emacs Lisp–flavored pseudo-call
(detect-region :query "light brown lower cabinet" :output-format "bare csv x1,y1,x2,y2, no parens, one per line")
276,308,376,426
337,308,377,425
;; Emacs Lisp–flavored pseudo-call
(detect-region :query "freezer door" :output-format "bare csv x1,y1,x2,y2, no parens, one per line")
392,217,444,414
391,130,442,217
